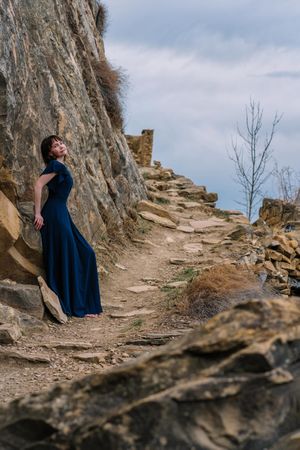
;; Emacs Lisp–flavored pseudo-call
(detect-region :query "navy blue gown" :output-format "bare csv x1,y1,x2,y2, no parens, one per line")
39,159,103,317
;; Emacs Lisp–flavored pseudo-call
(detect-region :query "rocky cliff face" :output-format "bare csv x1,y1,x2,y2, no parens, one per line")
0,0,148,245
1,296,300,449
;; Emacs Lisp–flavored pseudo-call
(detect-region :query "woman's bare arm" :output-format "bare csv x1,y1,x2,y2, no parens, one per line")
33,173,57,230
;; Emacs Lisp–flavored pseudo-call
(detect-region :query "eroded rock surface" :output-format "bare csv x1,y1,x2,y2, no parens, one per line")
0,0,148,284
1,297,300,449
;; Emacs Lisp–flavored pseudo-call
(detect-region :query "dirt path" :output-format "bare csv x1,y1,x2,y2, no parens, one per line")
0,195,239,404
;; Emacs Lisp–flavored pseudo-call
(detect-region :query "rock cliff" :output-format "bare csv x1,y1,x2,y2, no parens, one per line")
0,0,148,282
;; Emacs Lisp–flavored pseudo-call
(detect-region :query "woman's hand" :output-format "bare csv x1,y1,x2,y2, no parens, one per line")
34,213,44,231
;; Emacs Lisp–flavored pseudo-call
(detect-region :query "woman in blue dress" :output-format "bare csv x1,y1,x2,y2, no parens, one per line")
33,135,103,319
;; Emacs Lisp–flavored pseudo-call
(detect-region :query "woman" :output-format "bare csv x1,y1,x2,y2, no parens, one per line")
34,135,103,318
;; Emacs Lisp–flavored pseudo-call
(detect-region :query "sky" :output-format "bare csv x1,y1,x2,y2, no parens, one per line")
102,0,300,215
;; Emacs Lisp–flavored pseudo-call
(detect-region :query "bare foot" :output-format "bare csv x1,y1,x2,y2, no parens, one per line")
85,313,100,318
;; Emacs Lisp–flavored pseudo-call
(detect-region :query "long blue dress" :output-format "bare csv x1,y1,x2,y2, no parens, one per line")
39,159,103,317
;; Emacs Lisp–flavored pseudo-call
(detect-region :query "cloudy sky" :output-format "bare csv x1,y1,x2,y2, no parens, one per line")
102,0,300,215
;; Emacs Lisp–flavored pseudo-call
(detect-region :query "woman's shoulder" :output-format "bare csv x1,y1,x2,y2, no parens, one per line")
40,159,66,176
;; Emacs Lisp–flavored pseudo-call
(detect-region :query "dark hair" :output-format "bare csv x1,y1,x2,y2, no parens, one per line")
41,135,66,165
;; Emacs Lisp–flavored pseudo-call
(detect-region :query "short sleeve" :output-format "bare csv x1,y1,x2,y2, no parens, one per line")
40,160,67,184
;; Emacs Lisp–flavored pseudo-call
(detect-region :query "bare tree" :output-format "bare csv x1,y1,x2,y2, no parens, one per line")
229,99,282,222
272,162,300,203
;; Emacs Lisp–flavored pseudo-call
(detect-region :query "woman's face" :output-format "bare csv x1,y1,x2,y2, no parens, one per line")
49,139,68,158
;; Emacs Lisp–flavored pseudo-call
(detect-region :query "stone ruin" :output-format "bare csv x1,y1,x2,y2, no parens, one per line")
125,129,154,167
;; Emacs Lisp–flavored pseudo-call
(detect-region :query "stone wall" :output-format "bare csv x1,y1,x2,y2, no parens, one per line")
259,198,300,229
125,129,154,166
0,0,148,284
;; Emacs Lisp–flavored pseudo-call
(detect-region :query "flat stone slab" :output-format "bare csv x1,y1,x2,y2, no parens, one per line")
183,243,203,253
73,352,107,363
40,341,93,350
125,328,194,345
0,349,50,363
138,211,177,229
38,276,68,324
201,238,222,245
109,308,155,318
176,225,194,233
177,201,203,209
169,258,188,265
189,218,227,231
126,285,159,293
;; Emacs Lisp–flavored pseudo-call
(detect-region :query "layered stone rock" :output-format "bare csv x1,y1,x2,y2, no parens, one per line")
0,0,148,286
140,161,218,208
1,297,300,448
125,129,154,166
0,281,44,319
259,198,300,229
251,231,300,295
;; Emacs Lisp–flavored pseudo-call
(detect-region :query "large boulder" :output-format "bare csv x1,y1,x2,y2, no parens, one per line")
0,280,44,319
1,297,300,449
0,302,47,337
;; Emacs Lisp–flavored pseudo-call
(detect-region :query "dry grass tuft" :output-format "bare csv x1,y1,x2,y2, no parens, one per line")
91,57,128,131
95,2,109,36
178,263,273,321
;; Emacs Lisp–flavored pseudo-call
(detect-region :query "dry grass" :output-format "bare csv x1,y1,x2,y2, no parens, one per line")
95,2,109,36
178,263,272,321
91,57,128,131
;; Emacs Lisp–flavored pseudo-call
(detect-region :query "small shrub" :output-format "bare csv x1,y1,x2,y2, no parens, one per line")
178,263,271,321
91,57,129,130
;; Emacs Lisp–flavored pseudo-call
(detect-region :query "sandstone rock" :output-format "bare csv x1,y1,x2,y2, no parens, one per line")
180,187,218,203
40,341,93,350
0,191,21,253
189,218,227,231
201,238,222,245
265,249,283,262
0,245,44,284
138,211,177,228
73,352,107,363
259,198,300,227
0,281,44,319
0,349,50,363
1,297,300,448
226,224,252,240
177,201,203,209
0,302,47,336
125,329,194,346
38,276,68,324
288,238,299,249
263,260,277,273
183,243,203,254
169,258,188,265
0,323,21,344
176,225,194,233
126,285,158,293
109,308,155,318
137,199,179,224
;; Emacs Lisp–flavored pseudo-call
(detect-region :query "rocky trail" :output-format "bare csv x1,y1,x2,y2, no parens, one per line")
0,167,248,405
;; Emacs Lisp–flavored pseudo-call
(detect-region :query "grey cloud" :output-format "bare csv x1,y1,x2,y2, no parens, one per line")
264,70,300,79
